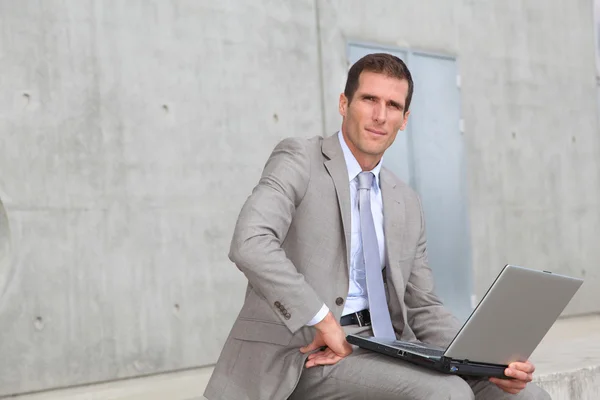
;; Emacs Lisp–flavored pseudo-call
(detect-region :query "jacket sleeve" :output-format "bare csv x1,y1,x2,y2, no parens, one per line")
404,196,462,347
228,137,324,333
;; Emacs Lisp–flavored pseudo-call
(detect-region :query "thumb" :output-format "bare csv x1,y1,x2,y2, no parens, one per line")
300,339,320,354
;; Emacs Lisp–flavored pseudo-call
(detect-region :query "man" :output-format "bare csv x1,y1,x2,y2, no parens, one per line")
204,53,550,399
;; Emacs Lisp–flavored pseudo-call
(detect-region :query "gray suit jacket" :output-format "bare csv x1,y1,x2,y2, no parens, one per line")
204,134,460,400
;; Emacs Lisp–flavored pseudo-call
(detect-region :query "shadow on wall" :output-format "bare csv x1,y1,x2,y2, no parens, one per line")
0,196,10,300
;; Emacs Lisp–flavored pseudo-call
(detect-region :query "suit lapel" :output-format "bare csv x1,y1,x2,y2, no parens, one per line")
322,135,352,272
380,167,406,274
381,167,413,338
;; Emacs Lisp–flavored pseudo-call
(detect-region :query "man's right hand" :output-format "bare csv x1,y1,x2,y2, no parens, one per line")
300,312,352,368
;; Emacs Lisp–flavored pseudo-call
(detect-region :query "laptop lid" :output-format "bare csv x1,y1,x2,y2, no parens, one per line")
444,265,583,365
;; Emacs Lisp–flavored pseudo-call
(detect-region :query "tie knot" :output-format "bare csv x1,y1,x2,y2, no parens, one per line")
357,171,374,190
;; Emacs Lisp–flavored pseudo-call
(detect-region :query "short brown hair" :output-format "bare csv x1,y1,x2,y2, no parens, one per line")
344,53,414,112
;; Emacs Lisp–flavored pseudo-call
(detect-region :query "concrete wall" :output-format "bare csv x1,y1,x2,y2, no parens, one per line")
0,0,322,396
317,0,600,313
0,0,598,396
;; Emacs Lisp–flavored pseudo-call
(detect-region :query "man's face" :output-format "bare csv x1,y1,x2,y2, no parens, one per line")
339,71,410,166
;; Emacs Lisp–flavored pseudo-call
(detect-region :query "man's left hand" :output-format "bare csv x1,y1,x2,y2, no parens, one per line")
489,360,535,394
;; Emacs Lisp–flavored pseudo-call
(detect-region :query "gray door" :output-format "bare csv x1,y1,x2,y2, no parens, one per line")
348,43,473,322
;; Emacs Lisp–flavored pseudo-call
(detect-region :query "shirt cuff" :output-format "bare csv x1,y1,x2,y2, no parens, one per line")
306,304,330,326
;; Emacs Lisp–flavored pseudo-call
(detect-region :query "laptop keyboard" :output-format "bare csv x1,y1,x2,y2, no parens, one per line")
394,341,445,357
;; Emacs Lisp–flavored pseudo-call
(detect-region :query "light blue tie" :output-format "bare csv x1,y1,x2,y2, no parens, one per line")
358,172,395,339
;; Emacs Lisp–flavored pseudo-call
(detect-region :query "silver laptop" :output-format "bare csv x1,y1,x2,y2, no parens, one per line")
347,264,583,378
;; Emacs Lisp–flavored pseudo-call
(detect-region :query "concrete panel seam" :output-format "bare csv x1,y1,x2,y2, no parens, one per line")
314,0,327,136
0,196,12,303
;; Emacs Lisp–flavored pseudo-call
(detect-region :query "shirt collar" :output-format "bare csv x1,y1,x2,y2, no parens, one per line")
337,131,382,192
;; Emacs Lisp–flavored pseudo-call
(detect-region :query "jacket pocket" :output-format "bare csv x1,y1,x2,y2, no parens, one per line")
231,318,294,346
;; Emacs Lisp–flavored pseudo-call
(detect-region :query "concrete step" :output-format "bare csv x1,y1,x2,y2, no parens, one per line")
0,369,212,400
529,314,600,400
4,314,599,400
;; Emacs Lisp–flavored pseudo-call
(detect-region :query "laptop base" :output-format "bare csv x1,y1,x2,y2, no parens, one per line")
347,335,509,379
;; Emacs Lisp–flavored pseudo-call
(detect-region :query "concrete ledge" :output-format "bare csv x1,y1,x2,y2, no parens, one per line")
4,315,599,400
535,365,600,400
530,314,600,400
0,368,212,400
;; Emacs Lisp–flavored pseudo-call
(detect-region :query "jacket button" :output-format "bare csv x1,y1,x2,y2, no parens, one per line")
284,313,291,320
335,297,344,306
274,301,281,308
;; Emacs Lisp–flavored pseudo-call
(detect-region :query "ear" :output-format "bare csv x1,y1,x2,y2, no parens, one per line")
339,93,348,117
399,110,410,131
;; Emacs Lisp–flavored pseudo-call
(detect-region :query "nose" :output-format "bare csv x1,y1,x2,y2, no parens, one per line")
372,101,387,124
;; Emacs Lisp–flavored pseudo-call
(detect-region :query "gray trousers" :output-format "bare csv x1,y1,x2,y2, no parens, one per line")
290,325,551,400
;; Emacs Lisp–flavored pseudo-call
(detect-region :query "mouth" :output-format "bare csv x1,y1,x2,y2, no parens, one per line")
365,128,386,136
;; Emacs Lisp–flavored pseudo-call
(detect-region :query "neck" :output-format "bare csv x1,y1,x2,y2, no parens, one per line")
340,130,382,171
355,155,381,171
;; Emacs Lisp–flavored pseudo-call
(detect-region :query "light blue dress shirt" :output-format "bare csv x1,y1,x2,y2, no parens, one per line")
306,131,386,325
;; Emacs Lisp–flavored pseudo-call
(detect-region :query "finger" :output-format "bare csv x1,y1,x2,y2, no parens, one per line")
489,377,508,386
327,340,350,356
307,348,333,360
504,388,522,395
305,353,339,368
307,350,327,361
312,354,343,366
327,340,352,357
490,378,527,392
505,368,532,382
332,345,353,357
498,379,527,389
305,348,344,368
305,354,326,368
490,377,525,387
492,384,526,395
489,382,521,395
510,361,535,374
341,342,353,356
310,350,337,363
504,381,527,391
300,340,320,354
305,359,319,368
